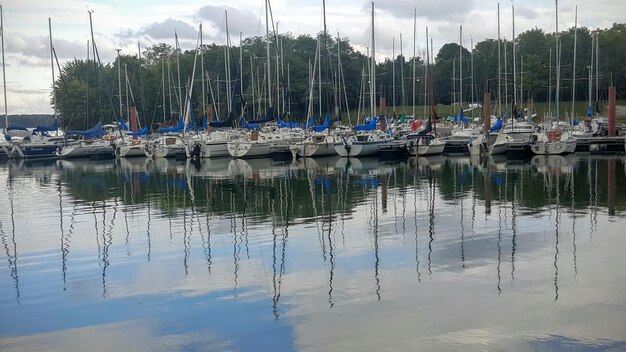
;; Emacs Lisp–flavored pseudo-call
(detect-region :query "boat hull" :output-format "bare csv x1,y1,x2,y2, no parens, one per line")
334,141,385,157
202,142,230,158
58,143,114,159
227,141,272,158
13,144,60,159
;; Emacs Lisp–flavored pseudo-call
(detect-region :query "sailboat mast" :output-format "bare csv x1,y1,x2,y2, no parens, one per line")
116,49,122,118
175,31,182,117
240,32,244,116
49,18,57,122
265,0,272,114
555,0,560,119
200,23,206,118
411,9,416,118
587,34,596,107
471,37,475,108
571,6,577,119
497,3,501,118
400,33,405,111
250,56,251,119
594,32,598,109
512,5,517,109
370,2,376,118
548,48,552,119
392,37,395,113
322,0,328,116
1,5,6,129
424,26,428,118
459,25,463,111
225,10,232,113
162,59,166,121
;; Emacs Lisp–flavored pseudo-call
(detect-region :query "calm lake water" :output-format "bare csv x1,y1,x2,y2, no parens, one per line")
1,155,625,351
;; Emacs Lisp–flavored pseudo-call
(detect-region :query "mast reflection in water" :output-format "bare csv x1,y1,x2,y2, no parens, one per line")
1,155,626,351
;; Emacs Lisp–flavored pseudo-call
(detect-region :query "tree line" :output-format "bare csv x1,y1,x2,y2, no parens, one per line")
52,23,626,129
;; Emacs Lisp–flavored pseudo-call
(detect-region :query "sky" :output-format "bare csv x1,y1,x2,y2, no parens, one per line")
1,0,624,115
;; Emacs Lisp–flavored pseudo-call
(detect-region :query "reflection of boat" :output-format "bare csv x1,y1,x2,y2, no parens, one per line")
334,157,394,176
187,158,233,179
227,158,292,179
56,159,116,172
406,155,445,171
487,154,533,172
531,154,577,174
117,157,152,173
144,157,187,174
296,155,340,174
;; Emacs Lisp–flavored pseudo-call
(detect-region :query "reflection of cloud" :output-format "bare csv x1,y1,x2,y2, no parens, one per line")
0,320,234,352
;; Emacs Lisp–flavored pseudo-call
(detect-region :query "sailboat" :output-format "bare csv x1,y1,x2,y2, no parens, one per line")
335,3,391,158
532,2,577,156
0,5,11,160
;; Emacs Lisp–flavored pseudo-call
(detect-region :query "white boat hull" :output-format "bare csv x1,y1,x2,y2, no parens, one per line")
144,144,189,159
291,141,338,158
57,142,114,158
416,143,445,156
334,141,385,157
227,140,272,158
202,141,230,158
116,144,146,158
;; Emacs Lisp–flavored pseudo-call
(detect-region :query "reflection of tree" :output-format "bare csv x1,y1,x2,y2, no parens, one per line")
59,158,626,226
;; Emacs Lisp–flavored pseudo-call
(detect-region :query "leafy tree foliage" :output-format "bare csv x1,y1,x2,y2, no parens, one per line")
52,24,626,128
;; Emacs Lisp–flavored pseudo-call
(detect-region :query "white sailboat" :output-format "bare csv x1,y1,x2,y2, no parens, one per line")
227,130,274,158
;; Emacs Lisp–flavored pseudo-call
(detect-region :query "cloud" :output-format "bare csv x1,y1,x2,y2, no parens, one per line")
196,6,261,38
121,18,198,41
375,0,477,21
516,6,539,20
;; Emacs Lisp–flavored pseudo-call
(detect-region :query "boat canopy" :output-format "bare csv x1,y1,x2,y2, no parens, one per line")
489,118,503,132
312,114,331,132
353,116,378,131
127,126,149,136
208,112,236,128
159,117,184,133
33,119,58,133
66,121,104,138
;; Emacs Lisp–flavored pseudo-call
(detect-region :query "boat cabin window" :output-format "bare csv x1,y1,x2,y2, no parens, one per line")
356,135,369,142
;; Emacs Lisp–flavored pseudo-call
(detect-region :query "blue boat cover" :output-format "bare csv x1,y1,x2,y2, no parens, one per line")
127,126,149,136
312,114,331,132
353,116,377,131
159,117,184,133
66,121,104,138
489,118,503,132
34,119,59,133
119,118,129,131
